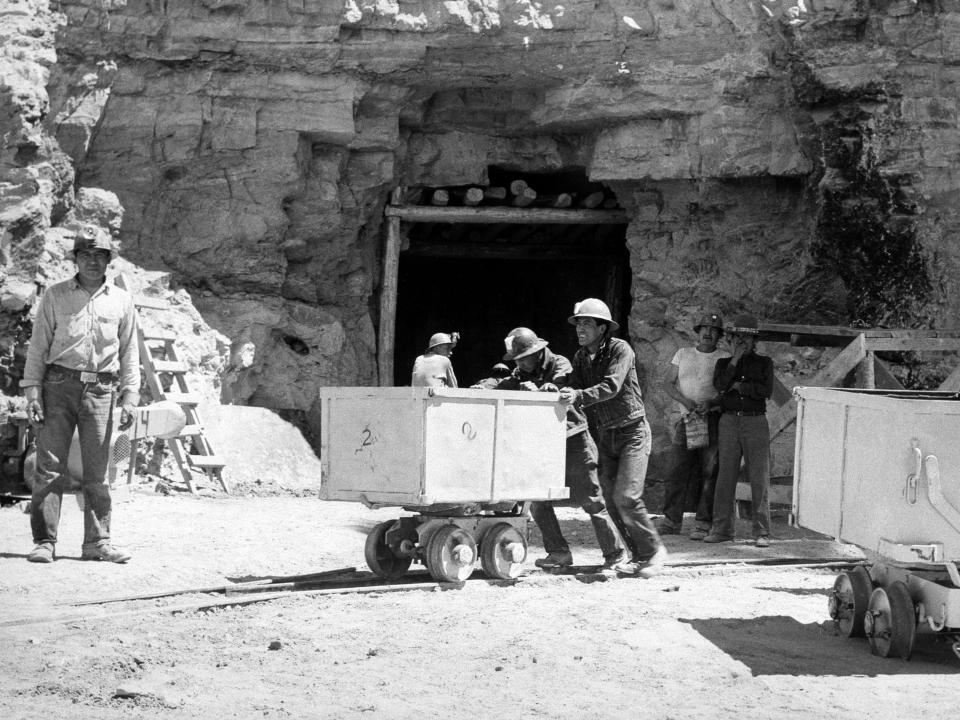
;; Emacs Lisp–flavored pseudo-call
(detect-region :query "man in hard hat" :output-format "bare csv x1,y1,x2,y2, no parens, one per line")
704,314,774,547
411,332,459,388
21,225,140,564
559,298,667,578
495,327,626,572
658,312,730,540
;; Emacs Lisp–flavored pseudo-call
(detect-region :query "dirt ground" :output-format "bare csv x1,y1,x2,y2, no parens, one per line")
1,477,958,720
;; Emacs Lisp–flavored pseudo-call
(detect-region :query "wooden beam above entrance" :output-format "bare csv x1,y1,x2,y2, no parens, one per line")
384,205,628,225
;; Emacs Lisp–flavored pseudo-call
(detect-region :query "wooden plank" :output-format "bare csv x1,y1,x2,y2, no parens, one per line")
161,391,202,405
384,205,628,225
865,337,960,352
132,295,171,310
856,351,875,389
378,189,403,386
176,424,203,438
141,329,177,342
937,362,960,392
761,322,960,339
152,360,189,374
186,455,225,468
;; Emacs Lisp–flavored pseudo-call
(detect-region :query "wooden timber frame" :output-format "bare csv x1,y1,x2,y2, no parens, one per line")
737,323,960,511
376,188,629,386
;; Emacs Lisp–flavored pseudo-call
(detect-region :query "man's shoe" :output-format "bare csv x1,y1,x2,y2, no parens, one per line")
755,536,770,548
637,546,669,579
27,543,55,563
655,518,679,535
599,552,628,576
534,550,573,569
81,544,131,563
702,533,733,544
689,528,708,541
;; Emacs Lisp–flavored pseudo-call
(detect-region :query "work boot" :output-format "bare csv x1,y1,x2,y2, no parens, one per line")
655,517,679,535
81,544,131,563
534,550,573,569
702,533,733,544
689,526,708,541
599,551,628,576
754,535,770,548
27,543,55,563
637,546,669,579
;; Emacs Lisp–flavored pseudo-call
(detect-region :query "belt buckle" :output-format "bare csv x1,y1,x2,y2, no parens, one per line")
80,371,99,383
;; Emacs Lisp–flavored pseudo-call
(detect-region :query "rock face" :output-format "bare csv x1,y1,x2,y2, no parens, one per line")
7,0,960,473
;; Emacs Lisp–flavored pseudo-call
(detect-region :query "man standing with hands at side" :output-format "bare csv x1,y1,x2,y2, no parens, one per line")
21,225,140,563
560,298,667,578
704,314,774,547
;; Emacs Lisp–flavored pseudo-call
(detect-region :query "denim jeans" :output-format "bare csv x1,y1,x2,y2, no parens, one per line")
530,430,624,561
661,413,719,530
595,418,660,561
31,368,116,549
710,413,771,540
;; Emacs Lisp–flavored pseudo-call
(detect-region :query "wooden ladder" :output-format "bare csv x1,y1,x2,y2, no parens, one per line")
119,278,229,494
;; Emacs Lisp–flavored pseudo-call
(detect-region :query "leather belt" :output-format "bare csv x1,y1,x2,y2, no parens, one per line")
46,364,118,384
725,410,765,417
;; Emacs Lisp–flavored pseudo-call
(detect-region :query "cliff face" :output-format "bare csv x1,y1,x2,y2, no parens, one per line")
6,0,960,455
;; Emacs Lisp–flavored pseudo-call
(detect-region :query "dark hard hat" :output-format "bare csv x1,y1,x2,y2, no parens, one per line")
694,312,724,333
727,313,760,335
567,298,619,332
503,327,549,361
72,225,117,259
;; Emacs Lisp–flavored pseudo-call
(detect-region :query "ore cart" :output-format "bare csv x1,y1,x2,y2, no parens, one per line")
793,386,960,660
319,387,569,582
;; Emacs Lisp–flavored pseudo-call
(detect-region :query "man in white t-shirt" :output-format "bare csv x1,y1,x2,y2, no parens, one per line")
658,313,730,540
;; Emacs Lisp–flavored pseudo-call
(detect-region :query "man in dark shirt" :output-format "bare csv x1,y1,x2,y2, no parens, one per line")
704,314,774,546
495,327,625,571
560,298,667,578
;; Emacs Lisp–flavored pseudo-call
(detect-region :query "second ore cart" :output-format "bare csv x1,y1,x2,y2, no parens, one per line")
319,387,569,582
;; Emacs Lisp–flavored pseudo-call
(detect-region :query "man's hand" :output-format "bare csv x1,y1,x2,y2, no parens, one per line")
559,388,577,406
118,401,137,431
540,382,559,393
518,380,538,392
24,386,44,426
693,400,709,414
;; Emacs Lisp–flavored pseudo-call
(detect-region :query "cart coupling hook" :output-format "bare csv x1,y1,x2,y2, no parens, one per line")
906,439,921,506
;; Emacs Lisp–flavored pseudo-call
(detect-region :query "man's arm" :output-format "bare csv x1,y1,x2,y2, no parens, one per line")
661,359,697,412
116,295,141,430
21,291,57,425
570,341,633,408
713,356,738,393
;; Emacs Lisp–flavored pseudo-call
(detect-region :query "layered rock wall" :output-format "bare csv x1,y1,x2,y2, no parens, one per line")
7,0,960,466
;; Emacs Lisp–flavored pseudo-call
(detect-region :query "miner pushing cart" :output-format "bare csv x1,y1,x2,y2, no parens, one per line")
792,386,960,661
318,387,569,582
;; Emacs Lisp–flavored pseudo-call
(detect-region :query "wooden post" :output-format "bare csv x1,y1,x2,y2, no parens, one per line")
378,188,402,386
856,351,876,389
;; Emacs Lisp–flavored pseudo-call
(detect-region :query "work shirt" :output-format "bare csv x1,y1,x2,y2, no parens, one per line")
411,353,458,388
713,351,773,414
494,348,588,437
21,275,141,402
569,337,646,431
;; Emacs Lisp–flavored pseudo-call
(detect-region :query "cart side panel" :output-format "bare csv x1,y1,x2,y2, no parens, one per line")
794,395,846,538
423,396,497,502
494,397,567,501
319,391,424,503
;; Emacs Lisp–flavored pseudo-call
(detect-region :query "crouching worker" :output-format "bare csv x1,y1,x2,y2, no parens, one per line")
560,299,667,578
495,327,625,572
412,332,459,388
21,225,140,564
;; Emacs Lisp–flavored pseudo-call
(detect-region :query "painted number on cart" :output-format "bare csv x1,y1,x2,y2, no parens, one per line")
355,426,376,453
461,422,477,441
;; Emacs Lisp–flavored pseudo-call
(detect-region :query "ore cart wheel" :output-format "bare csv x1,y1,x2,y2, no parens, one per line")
364,520,412,580
865,582,916,659
829,566,873,638
425,524,477,583
480,522,527,580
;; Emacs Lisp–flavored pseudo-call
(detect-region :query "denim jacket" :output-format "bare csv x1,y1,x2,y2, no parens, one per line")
569,337,646,431
495,348,588,437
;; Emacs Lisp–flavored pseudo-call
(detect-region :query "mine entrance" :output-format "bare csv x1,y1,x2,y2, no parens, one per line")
389,204,630,387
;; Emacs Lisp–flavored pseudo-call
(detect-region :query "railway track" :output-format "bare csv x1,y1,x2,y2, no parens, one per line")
0,556,862,630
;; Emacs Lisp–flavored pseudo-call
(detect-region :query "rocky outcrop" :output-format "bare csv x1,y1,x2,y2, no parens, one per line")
7,0,960,473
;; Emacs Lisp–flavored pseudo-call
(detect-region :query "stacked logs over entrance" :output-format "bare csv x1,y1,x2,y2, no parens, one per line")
405,183,619,210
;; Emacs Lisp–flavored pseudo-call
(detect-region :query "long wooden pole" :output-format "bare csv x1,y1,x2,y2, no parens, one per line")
384,205,628,225
378,189,403,386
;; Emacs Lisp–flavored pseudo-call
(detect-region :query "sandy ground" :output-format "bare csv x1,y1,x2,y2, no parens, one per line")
1,480,958,720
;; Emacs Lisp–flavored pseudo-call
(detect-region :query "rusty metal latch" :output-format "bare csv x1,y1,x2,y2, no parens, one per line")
906,439,921,506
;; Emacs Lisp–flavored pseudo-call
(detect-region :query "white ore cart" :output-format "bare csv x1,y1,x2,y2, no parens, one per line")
793,386,960,660
319,387,569,582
